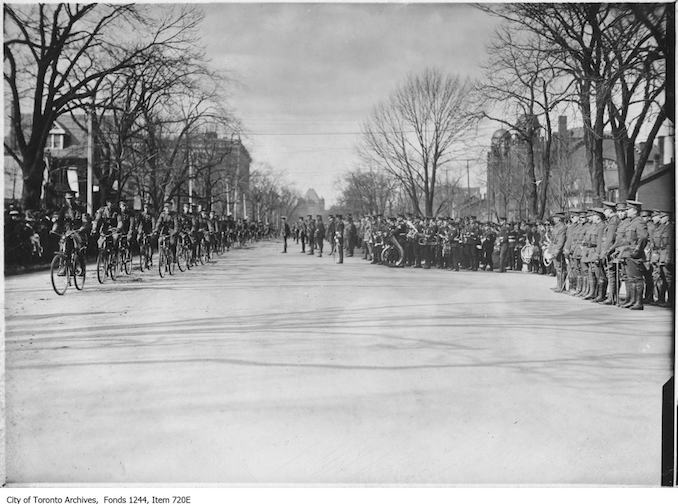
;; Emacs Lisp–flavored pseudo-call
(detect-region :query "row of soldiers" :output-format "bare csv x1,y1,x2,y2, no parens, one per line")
283,212,554,271
547,200,673,310
281,204,673,311
281,214,356,262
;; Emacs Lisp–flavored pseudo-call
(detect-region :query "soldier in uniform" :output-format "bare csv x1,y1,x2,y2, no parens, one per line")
618,200,648,310
583,208,605,300
335,214,345,264
306,215,316,255
575,210,592,297
597,201,619,303
298,216,306,253
346,214,357,257
605,202,630,305
315,214,325,257
497,217,509,273
640,209,655,303
653,210,673,306
481,222,496,271
326,215,336,255
549,213,567,292
280,216,290,253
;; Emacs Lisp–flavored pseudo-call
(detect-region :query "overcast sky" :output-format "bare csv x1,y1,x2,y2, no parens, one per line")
199,2,503,206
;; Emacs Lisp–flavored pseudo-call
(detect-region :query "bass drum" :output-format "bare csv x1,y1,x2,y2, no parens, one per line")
542,246,554,267
381,234,404,267
520,244,534,264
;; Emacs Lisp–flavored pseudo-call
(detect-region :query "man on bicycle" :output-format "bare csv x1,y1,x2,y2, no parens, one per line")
207,210,219,250
118,200,136,254
153,201,178,256
92,196,120,253
52,191,90,274
137,202,156,265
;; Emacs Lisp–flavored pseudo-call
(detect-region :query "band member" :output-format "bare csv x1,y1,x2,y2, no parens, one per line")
281,216,290,253
315,215,325,257
335,214,345,264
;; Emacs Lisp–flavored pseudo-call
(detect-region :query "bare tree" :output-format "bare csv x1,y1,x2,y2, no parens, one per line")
479,27,573,219
359,68,480,217
604,4,668,199
336,167,397,216
4,3,201,209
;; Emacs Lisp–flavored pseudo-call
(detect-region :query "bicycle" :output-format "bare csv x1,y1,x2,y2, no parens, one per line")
117,235,133,276
198,234,211,265
175,232,191,272
50,230,86,295
157,233,175,278
96,232,117,284
138,232,153,272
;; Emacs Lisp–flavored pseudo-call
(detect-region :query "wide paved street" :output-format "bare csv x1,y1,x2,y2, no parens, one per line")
3,240,674,485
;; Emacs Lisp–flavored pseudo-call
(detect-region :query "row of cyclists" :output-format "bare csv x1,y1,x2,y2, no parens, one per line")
52,191,266,273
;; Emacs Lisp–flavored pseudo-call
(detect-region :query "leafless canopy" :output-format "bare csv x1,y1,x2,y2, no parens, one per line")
359,68,480,217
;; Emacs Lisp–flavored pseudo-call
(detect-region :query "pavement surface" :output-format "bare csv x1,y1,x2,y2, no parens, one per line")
3,240,674,485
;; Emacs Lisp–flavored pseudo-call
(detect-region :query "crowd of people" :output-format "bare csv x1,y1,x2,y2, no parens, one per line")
282,203,674,311
5,192,273,272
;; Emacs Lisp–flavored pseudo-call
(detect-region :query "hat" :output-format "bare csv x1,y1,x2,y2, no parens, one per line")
640,209,652,216
328,214,334,218
626,200,642,211
281,216,286,220
336,214,343,219
9,209,20,216
602,200,616,210
616,202,627,210
590,208,605,216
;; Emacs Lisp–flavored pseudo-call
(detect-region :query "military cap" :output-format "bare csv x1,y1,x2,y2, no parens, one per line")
316,214,322,218
626,200,642,211
640,209,653,217
336,214,343,219
307,214,312,218
281,216,287,220
590,207,605,216
602,200,616,210
328,214,334,218
553,212,565,219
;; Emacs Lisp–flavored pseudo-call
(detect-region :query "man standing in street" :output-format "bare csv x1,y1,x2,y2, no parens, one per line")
315,214,325,257
550,212,568,292
306,215,316,255
298,216,306,253
335,214,345,264
327,215,336,255
497,217,509,273
281,216,290,253
619,200,649,310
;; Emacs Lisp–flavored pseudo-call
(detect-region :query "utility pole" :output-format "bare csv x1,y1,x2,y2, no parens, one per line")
86,96,95,215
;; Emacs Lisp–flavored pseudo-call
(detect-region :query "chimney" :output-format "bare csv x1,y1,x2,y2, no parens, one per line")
664,124,674,165
558,116,567,138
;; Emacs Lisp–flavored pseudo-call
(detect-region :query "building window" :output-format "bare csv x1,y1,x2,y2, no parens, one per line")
47,133,64,150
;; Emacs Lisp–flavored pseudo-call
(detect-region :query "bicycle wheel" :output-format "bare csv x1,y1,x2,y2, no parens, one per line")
167,247,175,275
177,244,187,272
139,243,146,272
109,250,118,281
73,252,86,290
50,255,69,295
123,247,132,275
97,250,109,284
158,247,166,278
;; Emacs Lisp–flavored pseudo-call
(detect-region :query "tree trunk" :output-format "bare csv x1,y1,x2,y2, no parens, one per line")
21,151,46,210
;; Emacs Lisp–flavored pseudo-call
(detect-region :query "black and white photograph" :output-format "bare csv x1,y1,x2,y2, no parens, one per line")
2,0,676,491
